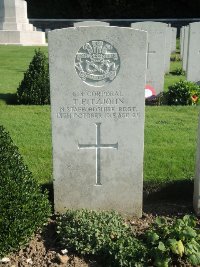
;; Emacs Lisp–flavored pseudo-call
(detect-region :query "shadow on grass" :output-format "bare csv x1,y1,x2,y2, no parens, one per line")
0,93,18,104
169,70,185,76
143,179,193,201
143,180,194,216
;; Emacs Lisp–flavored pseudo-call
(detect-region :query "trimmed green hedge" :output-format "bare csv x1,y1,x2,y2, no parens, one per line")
17,49,50,105
0,125,51,257
27,0,200,19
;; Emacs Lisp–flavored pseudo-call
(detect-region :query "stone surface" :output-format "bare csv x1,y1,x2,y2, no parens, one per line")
0,0,31,31
131,21,166,94
194,113,200,216
164,25,172,73
74,20,109,26
171,27,177,53
186,22,200,83
56,254,69,264
180,26,185,59
0,0,46,45
182,26,189,71
49,26,147,216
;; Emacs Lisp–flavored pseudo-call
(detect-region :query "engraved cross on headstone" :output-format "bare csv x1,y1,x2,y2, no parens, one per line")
147,43,156,69
78,123,118,186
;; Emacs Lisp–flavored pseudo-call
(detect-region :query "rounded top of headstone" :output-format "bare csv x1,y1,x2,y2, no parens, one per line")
74,21,109,26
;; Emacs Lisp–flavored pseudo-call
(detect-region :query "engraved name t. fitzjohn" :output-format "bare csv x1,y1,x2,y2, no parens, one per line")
75,40,120,87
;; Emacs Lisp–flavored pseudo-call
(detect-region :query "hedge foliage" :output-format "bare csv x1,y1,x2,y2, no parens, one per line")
17,49,50,105
57,210,200,267
167,80,200,105
0,125,51,257
57,210,147,266
27,0,200,19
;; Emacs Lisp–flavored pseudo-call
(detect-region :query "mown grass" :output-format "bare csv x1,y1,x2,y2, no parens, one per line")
0,44,199,188
145,106,199,182
0,45,51,184
0,105,52,184
0,46,47,96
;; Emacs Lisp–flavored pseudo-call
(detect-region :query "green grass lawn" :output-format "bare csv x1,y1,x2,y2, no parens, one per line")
0,46,47,96
0,44,199,187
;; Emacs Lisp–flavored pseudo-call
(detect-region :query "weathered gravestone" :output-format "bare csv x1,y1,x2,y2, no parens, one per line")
131,21,166,94
164,24,172,73
182,26,189,71
186,22,200,84
0,0,46,45
49,26,147,216
194,114,200,216
180,26,185,59
171,27,177,53
74,20,109,26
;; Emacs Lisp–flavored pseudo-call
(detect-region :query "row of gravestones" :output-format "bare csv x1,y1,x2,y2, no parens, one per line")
46,21,177,95
1,1,199,217
48,22,199,217
180,22,200,215
0,0,176,95
180,22,200,84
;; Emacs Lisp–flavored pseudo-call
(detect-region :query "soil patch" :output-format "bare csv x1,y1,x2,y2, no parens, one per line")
1,200,198,267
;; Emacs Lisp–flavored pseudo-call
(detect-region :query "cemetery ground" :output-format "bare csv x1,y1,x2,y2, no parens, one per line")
0,43,199,266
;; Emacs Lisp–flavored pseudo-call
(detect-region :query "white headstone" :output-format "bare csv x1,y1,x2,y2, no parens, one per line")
0,0,46,45
164,25,172,73
186,22,200,83
182,26,189,71
180,26,185,59
194,113,200,216
131,21,166,94
74,20,109,26
49,26,147,216
171,27,177,53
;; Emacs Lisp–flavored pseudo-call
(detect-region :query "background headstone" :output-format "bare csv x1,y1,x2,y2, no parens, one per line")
74,20,109,26
171,27,177,53
186,22,200,83
0,0,46,45
164,25,172,73
194,113,200,216
131,21,166,94
182,26,189,71
49,26,147,216
180,26,185,59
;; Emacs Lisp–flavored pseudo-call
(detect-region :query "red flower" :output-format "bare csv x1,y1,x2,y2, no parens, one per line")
191,95,198,104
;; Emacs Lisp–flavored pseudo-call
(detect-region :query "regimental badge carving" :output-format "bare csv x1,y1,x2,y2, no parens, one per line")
75,40,120,87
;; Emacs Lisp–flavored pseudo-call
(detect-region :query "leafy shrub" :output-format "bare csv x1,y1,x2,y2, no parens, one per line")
17,49,50,105
167,80,200,105
170,67,185,76
57,209,147,266
0,125,51,257
143,215,200,267
145,92,168,106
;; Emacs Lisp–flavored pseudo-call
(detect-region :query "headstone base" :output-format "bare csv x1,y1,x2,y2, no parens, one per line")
0,30,46,45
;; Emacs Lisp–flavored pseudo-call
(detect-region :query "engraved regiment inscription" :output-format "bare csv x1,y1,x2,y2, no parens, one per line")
78,123,118,186
49,26,147,215
75,40,120,87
